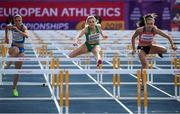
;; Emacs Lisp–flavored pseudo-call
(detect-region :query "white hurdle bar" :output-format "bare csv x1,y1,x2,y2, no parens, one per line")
0,69,180,75
0,57,176,62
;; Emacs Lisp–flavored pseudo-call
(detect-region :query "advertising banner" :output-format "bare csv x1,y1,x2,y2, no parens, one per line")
127,1,171,30
0,1,124,30
171,4,180,31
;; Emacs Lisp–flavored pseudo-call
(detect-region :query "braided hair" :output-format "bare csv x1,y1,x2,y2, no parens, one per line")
137,13,157,27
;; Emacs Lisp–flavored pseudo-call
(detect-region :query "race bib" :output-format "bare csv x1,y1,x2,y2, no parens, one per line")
88,33,100,44
12,31,24,42
141,34,153,42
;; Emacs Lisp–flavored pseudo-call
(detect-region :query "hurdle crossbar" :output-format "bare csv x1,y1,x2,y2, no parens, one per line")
0,69,179,74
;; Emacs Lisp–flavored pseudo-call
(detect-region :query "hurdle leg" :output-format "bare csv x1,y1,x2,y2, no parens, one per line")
128,61,130,69
49,51,54,84
52,73,55,92
0,46,4,85
0,74,2,85
99,65,103,83
100,73,103,83
97,73,100,83
137,70,141,114
79,60,81,66
130,61,133,69
51,59,55,92
117,74,120,97
150,61,154,83
56,75,59,98
174,75,177,98
113,74,116,96
150,73,153,84
41,46,45,65
59,70,63,114
0,46,2,85
143,70,148,114
56,58,60,98
112,57,116,96
65,70,69,114
178,76,180,100
50,58,55,85
117,57,120,97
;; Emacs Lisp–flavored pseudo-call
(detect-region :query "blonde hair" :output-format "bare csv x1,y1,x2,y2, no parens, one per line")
85,16,97,27
14,14,22,19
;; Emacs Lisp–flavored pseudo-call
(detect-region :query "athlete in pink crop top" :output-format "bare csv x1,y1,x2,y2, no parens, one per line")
131,13,177,90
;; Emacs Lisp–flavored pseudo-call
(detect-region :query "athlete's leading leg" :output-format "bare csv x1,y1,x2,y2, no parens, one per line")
69,44,88,58
149,44,167,57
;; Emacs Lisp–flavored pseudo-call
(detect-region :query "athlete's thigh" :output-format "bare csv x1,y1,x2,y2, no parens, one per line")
8,46,19,56
15,53,24,69
138,50,147,64
71,44,88,56
149,44,166,54
92,45,101,53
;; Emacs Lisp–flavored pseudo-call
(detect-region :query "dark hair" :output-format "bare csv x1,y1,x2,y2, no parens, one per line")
6,15,14,25
137,13,157,27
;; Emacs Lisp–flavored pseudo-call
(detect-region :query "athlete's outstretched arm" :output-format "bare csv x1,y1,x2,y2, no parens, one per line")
155,28,177,50
74,28,86,45
12,26,29,38
131,29,139,54
98,24,108,39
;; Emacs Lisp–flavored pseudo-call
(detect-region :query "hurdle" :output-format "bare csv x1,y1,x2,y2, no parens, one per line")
125,45,133,69
112,55,120,97
85,53,90,69
1,45,7,65
50,58,55,91
65,70,69,114
49,50,54,84
40,44,48,65
49,56,69,114
56,58,60,98
137,70,148,114
147,54,155,83
137,70,141,114
174,74,180,100
58,70,69,114
173,58,180,100
59,70,63,113
0,45,8,85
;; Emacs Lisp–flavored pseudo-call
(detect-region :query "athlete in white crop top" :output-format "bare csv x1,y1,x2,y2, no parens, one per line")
4,14,29,96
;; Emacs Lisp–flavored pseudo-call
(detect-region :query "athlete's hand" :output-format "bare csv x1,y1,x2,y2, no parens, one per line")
73,43,78,46
5,25,13,30
12,26,18,31
172,45,177,51
73,38,81,46
103,35,108,39
131,50,136,55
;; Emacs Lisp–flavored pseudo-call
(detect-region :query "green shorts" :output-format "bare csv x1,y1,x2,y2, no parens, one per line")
85,42,99,52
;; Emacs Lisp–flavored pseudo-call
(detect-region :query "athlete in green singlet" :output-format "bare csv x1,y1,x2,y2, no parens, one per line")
69,16,108,67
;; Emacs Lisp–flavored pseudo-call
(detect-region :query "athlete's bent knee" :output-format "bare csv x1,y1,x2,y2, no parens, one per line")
9,47,19,57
